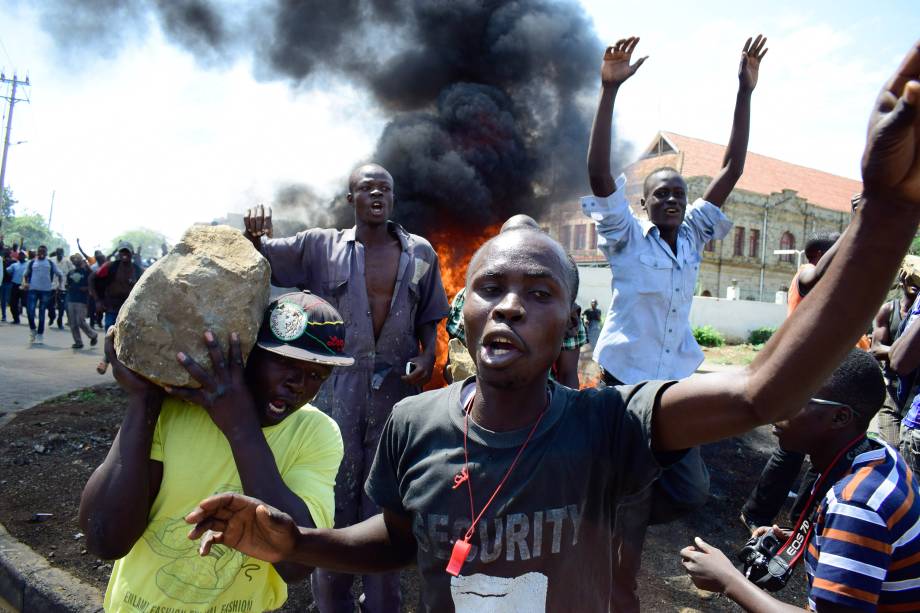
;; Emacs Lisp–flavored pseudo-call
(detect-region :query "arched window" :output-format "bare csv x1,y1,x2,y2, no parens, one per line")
779,232,795,263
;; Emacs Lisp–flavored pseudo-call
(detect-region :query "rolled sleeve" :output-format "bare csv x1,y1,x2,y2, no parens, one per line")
610,380,684,498
412,249,450,327
581,174,636,253
259,233,313,289
683,199,733,250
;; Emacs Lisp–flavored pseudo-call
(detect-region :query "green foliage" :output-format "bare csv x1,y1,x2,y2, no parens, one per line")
693,325,725,347
2,213,67,252
748,326,776,346
1,187,15,220
109,227,170,258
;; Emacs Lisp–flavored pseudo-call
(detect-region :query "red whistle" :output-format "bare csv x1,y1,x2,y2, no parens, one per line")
452,467,469,489
446,538,472,576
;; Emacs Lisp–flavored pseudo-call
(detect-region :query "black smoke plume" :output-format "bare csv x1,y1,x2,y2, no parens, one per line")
35,0,628,233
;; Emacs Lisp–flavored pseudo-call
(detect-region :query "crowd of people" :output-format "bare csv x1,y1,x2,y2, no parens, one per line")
3,33,915,613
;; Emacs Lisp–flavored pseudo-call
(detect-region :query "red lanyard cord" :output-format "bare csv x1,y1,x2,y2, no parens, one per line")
459,392,547,542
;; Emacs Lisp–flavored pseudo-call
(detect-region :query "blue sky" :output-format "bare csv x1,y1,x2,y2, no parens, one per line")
0,0,917,250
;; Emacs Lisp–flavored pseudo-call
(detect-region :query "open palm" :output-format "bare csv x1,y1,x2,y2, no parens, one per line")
601,37,647,87
862,41,920,204
739,35,768,92
186,493,299,563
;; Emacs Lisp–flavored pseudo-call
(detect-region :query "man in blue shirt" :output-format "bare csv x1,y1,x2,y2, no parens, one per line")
583,34,768,611
23,245,64,345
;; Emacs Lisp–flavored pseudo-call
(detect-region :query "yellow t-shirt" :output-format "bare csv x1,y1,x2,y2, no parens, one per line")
103,398,343,613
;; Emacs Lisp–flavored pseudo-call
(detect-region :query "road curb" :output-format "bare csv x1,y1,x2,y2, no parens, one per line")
0,522,103,612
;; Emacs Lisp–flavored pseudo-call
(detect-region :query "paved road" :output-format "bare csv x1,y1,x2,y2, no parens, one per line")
0,320,109,417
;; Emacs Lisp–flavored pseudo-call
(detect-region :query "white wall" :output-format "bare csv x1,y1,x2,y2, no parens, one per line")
577,265,786,343
688,296,786,343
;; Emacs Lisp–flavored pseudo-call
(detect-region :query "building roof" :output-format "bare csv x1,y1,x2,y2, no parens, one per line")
628,131,861,213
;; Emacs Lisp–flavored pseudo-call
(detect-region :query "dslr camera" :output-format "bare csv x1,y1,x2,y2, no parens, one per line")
736,530,795,592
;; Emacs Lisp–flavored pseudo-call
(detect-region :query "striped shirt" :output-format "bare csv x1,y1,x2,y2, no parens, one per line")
805,441,920,612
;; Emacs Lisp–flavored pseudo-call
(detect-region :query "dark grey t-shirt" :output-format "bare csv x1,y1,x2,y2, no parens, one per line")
365,379,676,613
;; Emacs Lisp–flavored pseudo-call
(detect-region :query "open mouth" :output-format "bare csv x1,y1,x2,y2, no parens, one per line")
370,201,385,213
664,206,680,215
479,331,524,367
267,399,289,416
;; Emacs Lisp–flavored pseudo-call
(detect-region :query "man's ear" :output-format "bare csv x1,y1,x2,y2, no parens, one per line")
567,304,580,337
346,192,354,204
640,197,647,210
829,406,855,430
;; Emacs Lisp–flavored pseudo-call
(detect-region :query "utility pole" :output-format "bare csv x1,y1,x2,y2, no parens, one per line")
0,72,30,200
48,189,55,228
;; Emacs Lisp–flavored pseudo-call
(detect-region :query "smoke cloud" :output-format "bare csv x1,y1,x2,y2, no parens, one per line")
36,0,629,234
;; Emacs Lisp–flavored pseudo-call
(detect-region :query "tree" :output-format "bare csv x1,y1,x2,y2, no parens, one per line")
1,187,15,221
2,213,67,252
109,228,170,258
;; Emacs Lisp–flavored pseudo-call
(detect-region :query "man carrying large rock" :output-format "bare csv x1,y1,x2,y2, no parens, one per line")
244,163,450,613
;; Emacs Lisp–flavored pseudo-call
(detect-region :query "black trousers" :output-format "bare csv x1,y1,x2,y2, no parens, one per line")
9,285,23,323
741,446,817,527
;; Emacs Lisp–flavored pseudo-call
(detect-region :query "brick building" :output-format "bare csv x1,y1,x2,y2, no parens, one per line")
542,131,859,301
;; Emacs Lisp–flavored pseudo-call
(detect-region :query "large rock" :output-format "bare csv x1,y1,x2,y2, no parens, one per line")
114,225,271,387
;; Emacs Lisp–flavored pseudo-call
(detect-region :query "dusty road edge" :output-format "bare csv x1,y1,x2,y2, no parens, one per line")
0,521,103,612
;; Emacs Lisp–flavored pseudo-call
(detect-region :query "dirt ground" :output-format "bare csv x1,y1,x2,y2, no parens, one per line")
0,385,808,612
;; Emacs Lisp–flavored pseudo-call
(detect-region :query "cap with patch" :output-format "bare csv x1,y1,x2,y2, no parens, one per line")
256,291,354,367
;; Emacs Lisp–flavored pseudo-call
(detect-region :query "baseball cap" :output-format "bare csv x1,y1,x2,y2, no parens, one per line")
256,291,354,367
117,241,134,253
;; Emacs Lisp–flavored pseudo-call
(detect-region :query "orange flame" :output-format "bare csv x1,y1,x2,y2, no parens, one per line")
424,224,501,390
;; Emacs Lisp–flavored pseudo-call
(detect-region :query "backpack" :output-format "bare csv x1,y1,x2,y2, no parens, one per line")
25,259,56,286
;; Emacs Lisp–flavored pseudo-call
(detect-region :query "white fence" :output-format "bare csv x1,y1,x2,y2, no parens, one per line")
577,266,786,343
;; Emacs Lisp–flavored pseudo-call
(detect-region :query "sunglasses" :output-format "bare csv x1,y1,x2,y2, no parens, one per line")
808,398,852,409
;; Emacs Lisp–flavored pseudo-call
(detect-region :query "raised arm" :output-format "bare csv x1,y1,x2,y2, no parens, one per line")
79,333,164,559
654,40,920,451
702,35,768,207
871,300,896,362
587,37,647,197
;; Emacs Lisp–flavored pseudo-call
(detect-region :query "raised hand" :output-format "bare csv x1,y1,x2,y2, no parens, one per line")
165,331,259,435
739,35,768,92
243,204,273,241
185,493,300,562
601,37,647,88
862,40,920,204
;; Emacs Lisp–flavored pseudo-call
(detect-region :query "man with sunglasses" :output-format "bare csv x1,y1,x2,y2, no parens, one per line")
682,349,920,612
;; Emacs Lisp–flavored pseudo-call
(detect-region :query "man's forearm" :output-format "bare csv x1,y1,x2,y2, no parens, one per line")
703,88,752,206
228,431,315,580
658,198,920,451
587,86,618,197
723,574,805,613
287,513,416,574
747,198,920,420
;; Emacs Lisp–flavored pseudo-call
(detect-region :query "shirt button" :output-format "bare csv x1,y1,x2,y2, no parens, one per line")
665,349,670,353
669,328,673,333
672,309,677,313
675,287,680,292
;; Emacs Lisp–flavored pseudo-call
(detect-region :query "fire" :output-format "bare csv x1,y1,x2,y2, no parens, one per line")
424,224,501,390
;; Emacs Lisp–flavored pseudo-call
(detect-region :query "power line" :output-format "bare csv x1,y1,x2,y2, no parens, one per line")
0,72,30,198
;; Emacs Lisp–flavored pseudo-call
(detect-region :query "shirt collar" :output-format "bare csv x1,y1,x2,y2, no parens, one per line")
345,220,410,252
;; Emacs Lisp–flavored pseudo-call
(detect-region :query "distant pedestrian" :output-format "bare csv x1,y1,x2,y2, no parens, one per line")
65,254,98,349
22,245,64,345
90,243,143,372
1,252,12,322
89,249,107,328
583,299,602,347
6,253,26,324
49,247,73,330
